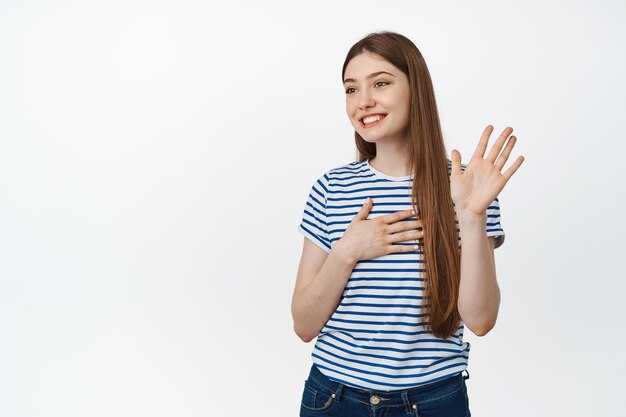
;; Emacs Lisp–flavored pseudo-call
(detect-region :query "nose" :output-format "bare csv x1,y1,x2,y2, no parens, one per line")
358,89,375,109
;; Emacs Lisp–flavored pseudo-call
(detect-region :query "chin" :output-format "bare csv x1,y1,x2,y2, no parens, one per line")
357,134,376,143
359,132,386,143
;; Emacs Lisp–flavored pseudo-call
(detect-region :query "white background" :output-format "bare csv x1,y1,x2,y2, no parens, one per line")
1,0,625,416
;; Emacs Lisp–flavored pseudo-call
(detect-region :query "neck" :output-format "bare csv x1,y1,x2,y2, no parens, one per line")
368,141,412,177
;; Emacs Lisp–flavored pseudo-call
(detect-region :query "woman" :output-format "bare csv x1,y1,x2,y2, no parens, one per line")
292,31,524,417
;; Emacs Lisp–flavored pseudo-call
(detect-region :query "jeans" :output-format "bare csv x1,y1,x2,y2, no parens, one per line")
299,364,471,417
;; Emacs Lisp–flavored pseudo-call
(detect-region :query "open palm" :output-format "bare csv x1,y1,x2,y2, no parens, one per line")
450,125,525,216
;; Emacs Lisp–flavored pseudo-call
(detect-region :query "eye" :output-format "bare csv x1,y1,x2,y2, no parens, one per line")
375,81,388,87
345,87,356,94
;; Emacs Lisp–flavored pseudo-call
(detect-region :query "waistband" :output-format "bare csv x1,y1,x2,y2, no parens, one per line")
307,363,469,410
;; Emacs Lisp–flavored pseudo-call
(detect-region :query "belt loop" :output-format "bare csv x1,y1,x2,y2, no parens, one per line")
334,382,344,402
463,369,470,380
401,390,411,414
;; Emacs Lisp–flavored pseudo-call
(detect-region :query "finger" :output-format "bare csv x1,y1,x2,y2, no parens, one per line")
387,244,418,253
471,125,494,160
494,136,516,171
451,149,462,176
486,127,514,163
389,242,422,254
388,219,423,233
388,229,423,244
380,208,416,225
502,155,525,181
352,197,373,222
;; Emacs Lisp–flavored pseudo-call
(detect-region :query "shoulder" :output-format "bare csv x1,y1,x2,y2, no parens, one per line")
314,160,367,187
304,161,365,202
328,160,367,178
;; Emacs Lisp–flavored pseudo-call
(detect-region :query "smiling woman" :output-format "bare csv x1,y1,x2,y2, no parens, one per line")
343,55,411,153
291,31,523,417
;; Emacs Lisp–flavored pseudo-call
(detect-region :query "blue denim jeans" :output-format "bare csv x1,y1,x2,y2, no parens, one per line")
299,364,471,417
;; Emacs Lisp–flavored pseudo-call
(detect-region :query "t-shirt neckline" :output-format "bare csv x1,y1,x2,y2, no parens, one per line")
365,159,413,182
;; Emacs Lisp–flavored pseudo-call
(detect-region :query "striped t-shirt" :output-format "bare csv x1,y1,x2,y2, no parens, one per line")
297,158,505,391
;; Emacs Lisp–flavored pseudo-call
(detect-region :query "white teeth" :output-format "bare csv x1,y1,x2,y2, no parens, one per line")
363,115,384,124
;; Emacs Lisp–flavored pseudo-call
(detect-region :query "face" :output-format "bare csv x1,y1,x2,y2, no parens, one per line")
343,51,411,144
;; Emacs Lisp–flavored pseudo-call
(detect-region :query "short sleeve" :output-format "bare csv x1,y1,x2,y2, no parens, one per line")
297,174,331,253
486,197,505,249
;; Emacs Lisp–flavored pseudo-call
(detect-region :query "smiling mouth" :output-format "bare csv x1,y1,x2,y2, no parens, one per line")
360,114,386,128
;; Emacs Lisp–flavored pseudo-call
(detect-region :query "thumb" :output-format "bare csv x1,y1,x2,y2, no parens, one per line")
451,149,462,177
352,197,373,222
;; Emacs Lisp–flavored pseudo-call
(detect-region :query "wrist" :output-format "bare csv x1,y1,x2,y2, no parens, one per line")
330,241,358,265
456,209,487,229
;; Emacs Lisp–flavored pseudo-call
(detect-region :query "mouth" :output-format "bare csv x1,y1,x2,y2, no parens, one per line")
360,114,387,128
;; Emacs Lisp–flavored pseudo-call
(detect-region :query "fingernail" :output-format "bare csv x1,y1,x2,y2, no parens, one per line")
411,210,415,215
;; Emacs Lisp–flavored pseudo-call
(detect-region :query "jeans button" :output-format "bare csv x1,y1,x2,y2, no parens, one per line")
370,395,380,405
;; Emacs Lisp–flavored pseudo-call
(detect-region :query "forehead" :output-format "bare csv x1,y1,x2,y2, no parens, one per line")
344,51,399,79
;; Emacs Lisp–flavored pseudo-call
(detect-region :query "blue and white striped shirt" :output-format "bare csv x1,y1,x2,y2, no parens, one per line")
297,159,505,391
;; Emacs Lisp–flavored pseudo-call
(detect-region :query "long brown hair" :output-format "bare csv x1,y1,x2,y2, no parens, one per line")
342,31,461,339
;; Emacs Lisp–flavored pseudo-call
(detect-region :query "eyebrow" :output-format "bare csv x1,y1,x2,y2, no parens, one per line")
343,71,396,84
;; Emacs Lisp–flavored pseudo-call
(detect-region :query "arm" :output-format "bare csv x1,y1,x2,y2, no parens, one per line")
292,200,420,342
291,238,357,342
457,212,499,336
449,125,524,336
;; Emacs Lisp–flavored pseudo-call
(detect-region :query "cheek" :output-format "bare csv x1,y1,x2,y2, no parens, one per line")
346,104,361,128
397,96,411,121
345,98,357,116
398,109,410,128
348,117,361,131
345,103,356,121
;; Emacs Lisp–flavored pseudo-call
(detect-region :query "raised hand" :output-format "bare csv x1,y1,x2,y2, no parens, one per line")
335,198,423,262
450,125,524,217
